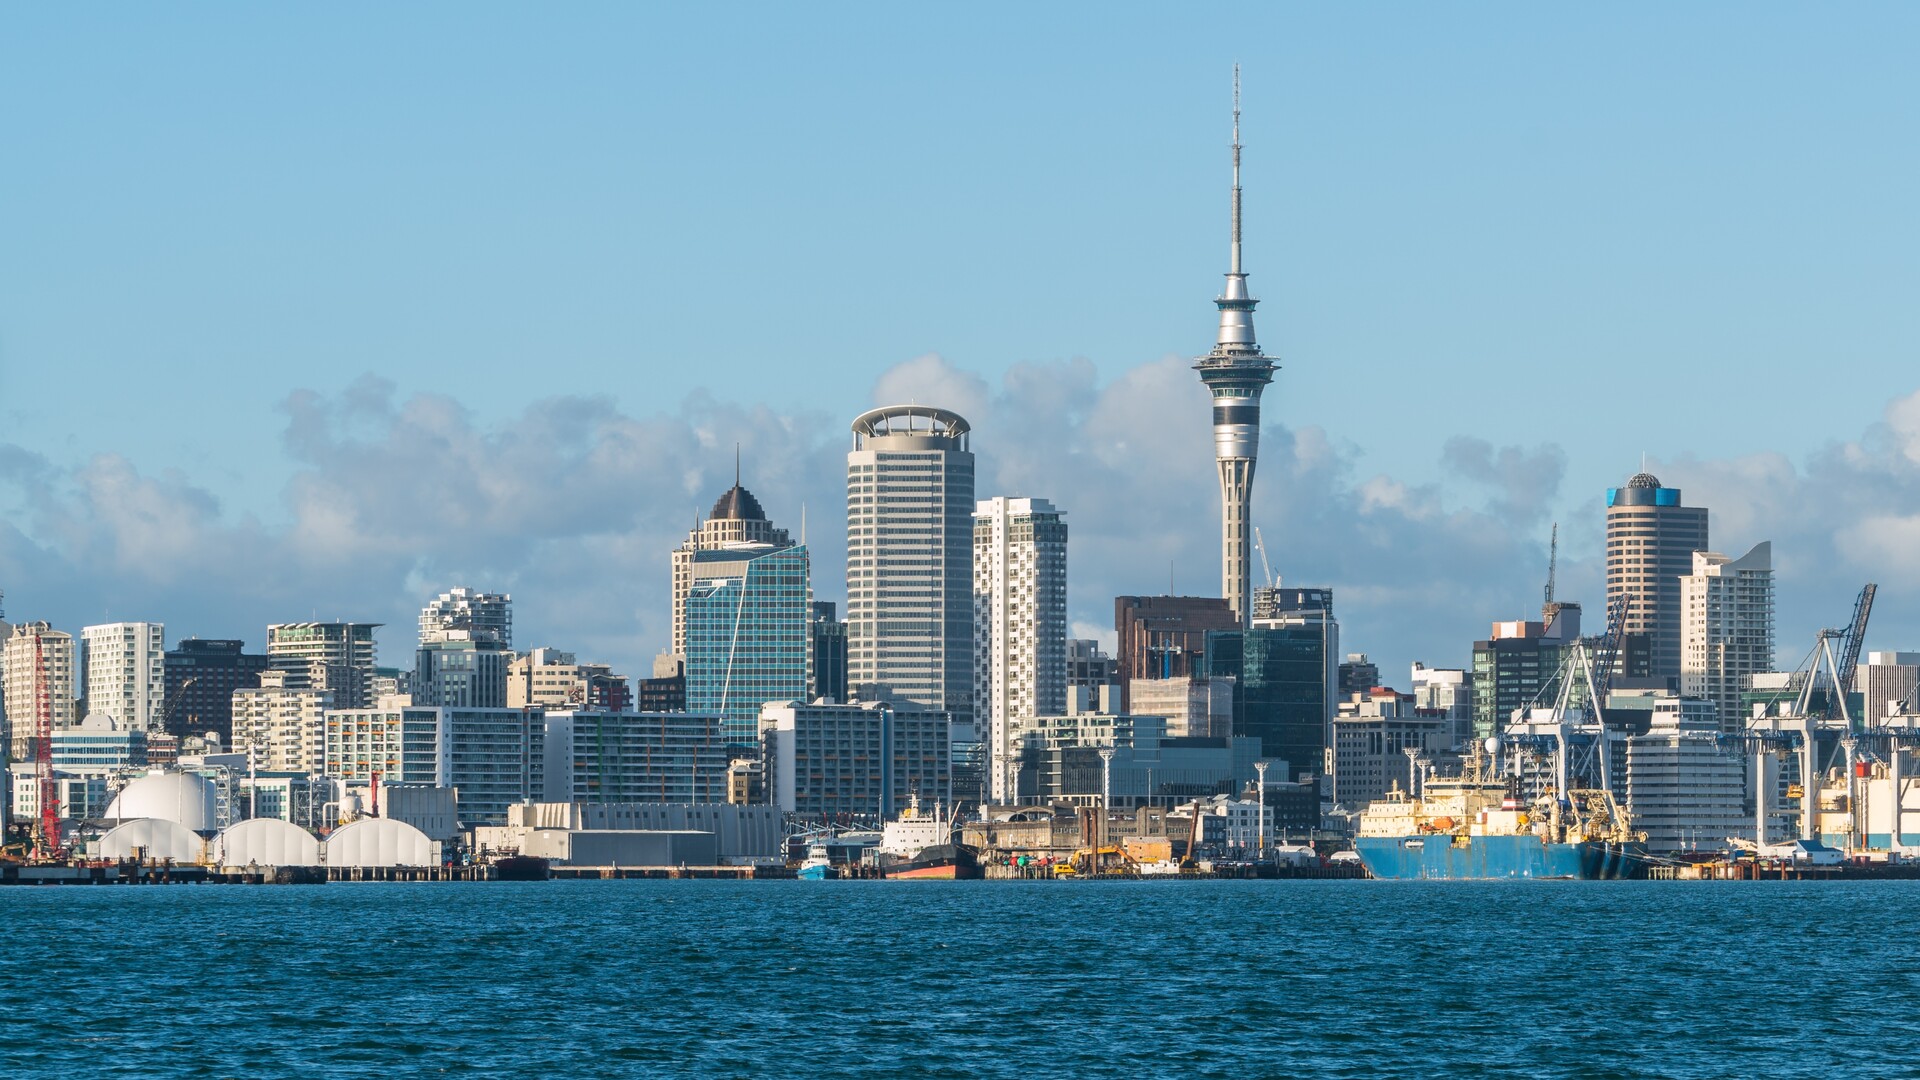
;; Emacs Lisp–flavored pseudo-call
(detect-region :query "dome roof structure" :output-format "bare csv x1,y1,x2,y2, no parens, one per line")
98,818,205,863
105,770,218,835
1626,472,1662,489
216,817,322,867
708,484,767,522
325,817,435,867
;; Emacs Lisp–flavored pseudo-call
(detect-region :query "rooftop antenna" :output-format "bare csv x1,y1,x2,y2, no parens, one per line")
735,443,741,488
1231,62,1243,276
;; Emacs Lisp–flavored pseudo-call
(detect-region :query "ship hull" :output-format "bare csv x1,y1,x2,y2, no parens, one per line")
797,864,838,881
1354,835,1646,880
880,844,983,881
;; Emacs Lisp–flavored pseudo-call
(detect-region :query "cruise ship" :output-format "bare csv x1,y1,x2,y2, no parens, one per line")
1354,749,1646,880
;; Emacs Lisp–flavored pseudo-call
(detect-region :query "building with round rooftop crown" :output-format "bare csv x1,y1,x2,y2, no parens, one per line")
1606,470,1710,682
845,406,976,741
669,461,794,657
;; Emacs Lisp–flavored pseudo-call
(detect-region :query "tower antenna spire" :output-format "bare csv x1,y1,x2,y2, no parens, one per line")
1231,62,1243,276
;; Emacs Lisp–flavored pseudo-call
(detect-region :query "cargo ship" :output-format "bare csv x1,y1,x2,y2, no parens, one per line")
874,796,982,880
1354,747,1646,880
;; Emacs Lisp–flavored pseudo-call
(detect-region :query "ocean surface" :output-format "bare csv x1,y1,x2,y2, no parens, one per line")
4,879,1918,1078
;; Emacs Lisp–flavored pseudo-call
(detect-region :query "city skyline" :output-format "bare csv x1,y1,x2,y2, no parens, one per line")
4,8,1920,683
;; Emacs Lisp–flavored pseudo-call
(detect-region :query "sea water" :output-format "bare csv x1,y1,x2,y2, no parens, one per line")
3,879,1916,1078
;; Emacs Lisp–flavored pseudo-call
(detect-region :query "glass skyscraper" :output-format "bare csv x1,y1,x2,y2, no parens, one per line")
685,544,812,745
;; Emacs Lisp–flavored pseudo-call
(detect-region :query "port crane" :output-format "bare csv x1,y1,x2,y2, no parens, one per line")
33,632,61,861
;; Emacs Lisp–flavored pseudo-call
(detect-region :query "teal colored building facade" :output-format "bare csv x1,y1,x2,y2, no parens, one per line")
685,544,812,746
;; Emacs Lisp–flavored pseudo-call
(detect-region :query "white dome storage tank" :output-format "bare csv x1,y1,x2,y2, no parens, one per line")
216,818,322,867
325,818,435,867
98,818,205,863
105,770,218,834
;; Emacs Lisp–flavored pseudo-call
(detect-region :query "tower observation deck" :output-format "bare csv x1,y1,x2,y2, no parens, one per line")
1194,66,1278,628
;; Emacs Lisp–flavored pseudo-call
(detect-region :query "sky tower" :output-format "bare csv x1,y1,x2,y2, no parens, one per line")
1194,66,1278,627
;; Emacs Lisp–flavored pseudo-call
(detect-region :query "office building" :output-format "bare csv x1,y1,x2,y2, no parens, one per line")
846,405,976,724
1680,542,1776,734
4,622,78,757
541,710,732,805
1859,652,1920,724
1332,690,1454,807
1206,604,1338,784
508,648,631,711
1337,653,1380,696
809,602,848,703
1192,74,1280,627
163,639,268,742
81,622,165,731
231,671,331,774
1606,472,1710,681
671,476,794,656
1067,639,1120,698
1624,696,1750,853
1126,676,1235,738
974,496,1068,802
1471,618,1578,741
760,699,950,820
51,710,150,774
684,543,812,744
266,622,379,710
1114,596,1239,711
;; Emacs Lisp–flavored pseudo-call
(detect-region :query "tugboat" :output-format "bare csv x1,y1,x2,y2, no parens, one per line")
797,843,838,881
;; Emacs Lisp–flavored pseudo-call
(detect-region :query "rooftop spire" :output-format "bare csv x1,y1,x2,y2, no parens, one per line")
1231,62,1243,276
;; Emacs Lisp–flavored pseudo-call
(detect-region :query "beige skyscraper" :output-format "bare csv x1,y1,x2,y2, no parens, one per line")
3,622,78,757
82,621,166,730
1681,542,1774,733
1605,472,1710,682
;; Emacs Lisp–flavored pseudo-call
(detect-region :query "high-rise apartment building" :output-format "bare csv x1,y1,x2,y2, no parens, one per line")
81,622,166,730
415,589,512,708
1681,542,1775,734
1193,71,1279,628
760,699,951,820
1067,639,1120,698
507,648,631,711
1606,472,1710,682
163,639,269,742
1858,652,1920,724
684,543,812,744
266,622,379,710
419,587,512,647
231,670,332,774
846,405,976,724
4,622,77,758
671,479,793,657
973,496,1068,803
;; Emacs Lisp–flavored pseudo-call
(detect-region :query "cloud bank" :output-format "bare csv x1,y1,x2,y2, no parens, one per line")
3,361,1917,683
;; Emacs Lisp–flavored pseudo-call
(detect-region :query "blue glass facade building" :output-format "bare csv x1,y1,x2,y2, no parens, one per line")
685,544,813,746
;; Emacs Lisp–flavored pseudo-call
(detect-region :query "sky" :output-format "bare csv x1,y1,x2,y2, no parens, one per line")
2,5,1918,684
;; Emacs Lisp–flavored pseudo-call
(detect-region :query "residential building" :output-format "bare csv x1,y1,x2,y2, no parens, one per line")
231,671,331,774
974,496,1068,802
1113,596,1239,711
1011,707,1261,808
419,587,512,648
435,707,546,826
809,602,848,703
81,622,165,731
4,622,78,757
846,405,976,725
415,632,511,708
684,543,812,744
541,710,732,805
1126,676,1235,738
508,648,631,711
1606,472,1710,682
323,701,441,784
638,654,687,713
51,711,149,774
163,639,268,742
266,622,379,710
1067,639,1120,698
1470,618,1574,741
671,478,794,657
1680,542,1775,735
760,699,950,821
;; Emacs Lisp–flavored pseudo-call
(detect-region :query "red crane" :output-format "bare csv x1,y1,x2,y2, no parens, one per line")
33,633,61,860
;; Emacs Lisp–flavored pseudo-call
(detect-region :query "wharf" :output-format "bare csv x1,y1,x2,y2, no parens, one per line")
1,861,503,885
983,863,1369,881
1649,860,1920,881
549,865,794,880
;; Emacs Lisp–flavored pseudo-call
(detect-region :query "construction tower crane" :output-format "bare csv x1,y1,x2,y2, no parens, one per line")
156,677,200,737
1543,523,1558,614
1253,526,1276,588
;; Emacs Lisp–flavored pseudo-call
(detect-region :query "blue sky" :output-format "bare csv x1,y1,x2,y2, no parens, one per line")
3,5,1918,680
